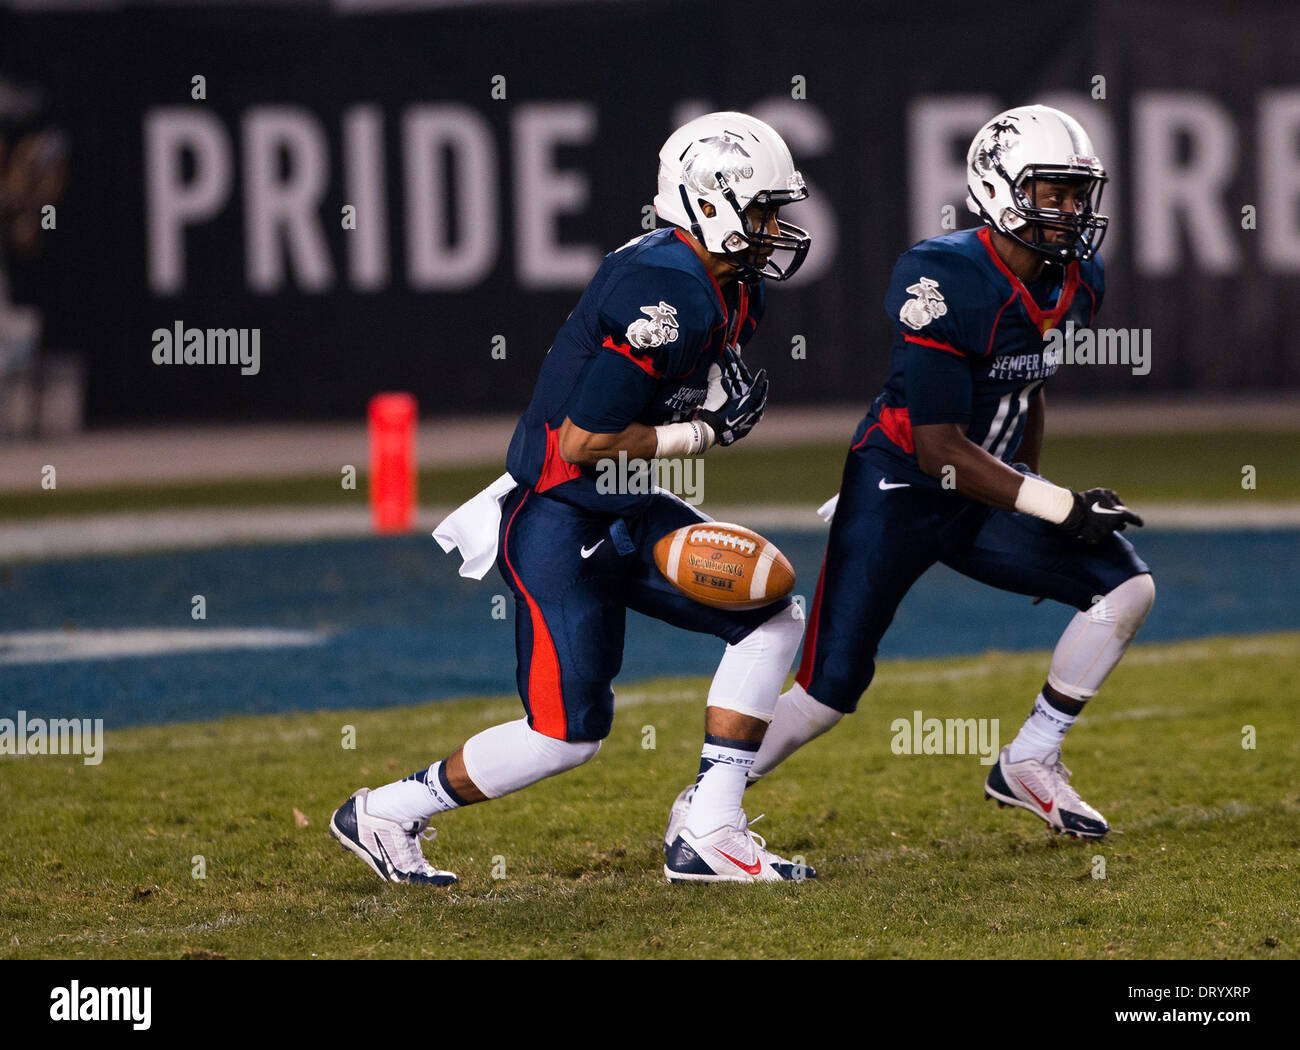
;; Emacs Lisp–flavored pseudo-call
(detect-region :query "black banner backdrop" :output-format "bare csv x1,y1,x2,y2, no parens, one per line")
2,0,1298,424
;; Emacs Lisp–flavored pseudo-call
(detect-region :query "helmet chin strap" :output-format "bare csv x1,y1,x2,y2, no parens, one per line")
678,185,705,244
716,174,779,282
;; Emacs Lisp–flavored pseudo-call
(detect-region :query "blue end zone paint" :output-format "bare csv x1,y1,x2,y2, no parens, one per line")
2,529,1297,728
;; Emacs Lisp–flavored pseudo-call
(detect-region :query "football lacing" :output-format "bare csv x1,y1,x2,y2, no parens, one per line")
689,528,756,555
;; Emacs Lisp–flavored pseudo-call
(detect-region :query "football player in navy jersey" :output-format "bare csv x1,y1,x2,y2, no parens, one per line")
330,112,815,884
743,105,1155,841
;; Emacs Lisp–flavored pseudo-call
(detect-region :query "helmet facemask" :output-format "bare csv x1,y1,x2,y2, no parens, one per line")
715,174,811,283
994,167,1109,264
681,172,811,283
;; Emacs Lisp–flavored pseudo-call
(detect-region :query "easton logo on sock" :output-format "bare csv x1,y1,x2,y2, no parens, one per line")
1033,698,1074,732
700,751,756,766
699,735,758,769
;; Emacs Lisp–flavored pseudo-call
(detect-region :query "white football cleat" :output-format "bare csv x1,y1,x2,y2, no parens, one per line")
329,787,458,885
984,746,1110,839
663,783,696,856
664,811,815,883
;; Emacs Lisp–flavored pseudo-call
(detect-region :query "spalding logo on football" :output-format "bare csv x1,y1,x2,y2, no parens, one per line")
653,522,795,611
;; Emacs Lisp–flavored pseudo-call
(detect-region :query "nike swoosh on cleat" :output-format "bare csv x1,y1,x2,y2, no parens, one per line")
714,847,763,876
580,539,605,558
1015,776,1054,813
373,835,398,877
878,478,910,490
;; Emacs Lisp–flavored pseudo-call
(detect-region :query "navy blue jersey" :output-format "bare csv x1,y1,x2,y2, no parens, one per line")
506,228,764,514
852,226,1103,486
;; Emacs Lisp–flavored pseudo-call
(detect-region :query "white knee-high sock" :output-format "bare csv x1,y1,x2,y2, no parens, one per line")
1009,573,1156,762
366,760,466,824
366,718,600,824
704,603,804,721
1046,573,1156,701
748,681,843,781
687,606,803,833
461,718,600,799
686,735,759,836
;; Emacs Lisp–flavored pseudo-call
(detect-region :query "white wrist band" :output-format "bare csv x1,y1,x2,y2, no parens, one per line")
654,420,712,457
1014,475,1075,524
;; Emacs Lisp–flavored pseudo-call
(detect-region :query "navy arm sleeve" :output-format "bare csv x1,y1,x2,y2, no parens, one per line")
889,245,987,424
904,343,975,426
567,352,658,434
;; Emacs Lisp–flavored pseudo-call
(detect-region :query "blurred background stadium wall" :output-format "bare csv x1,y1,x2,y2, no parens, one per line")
0,0,1297,430
0,0,1296,717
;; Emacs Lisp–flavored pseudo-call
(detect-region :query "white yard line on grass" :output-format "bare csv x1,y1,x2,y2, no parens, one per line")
0,627,329,665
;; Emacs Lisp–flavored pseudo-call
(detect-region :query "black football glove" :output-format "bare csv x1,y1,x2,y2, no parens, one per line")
696,347,768,447
1060,487,1145,544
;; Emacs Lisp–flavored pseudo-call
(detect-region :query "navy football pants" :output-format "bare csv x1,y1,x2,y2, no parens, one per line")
496,487,793,742
796,446,1149,713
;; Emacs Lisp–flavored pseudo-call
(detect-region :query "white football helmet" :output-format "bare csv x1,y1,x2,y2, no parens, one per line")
965,104,1108,262
653,111,811,282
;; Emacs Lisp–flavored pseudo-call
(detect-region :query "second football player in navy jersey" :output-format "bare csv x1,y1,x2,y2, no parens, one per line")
748,105,1155,841
856,223,1101,485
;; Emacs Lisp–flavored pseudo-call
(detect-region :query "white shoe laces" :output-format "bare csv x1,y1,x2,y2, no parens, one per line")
741,813,770,854
1044,756,1092,813
390,820,439,875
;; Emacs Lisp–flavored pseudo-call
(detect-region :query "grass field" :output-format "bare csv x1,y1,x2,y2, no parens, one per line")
4,632,1297,960
3,431,1299,521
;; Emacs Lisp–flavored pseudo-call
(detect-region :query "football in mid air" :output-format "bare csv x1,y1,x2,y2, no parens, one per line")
653,522,795,611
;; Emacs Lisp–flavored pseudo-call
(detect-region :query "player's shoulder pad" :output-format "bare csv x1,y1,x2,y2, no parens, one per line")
1079,250,1105,299
886,233,996,353
598,256,721,373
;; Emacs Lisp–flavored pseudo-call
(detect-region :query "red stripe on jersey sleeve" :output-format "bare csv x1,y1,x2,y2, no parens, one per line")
601,335,663,378
904,332,965,357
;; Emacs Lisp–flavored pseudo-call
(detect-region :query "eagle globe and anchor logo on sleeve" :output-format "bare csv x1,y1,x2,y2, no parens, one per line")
899,277,1151,377
593,299,707,505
